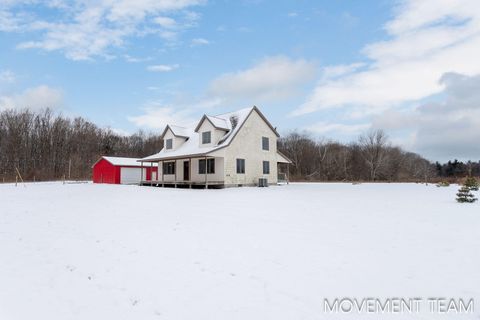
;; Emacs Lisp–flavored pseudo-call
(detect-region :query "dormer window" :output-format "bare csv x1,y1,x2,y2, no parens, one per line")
166,138,173,150
202,131,211,144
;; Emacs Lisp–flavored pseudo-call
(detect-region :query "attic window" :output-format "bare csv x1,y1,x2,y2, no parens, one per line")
166,139,173,150
262,137,269,151
202,131,211,144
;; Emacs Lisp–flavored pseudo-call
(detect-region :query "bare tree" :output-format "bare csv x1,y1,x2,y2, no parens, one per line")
0,108,163,182
358,129,389,181
2,109,443,183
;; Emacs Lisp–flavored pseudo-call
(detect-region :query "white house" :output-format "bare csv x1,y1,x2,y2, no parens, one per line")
139,106,291,188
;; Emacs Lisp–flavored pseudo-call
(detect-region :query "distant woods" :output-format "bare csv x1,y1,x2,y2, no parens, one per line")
280,130,433,182
0,109,162,181
0,109,478,182
279,130,479,182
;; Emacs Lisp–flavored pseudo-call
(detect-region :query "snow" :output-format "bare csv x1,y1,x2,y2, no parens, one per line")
168,125,190,138
141,107,253,161
1,182,479,320
100,156,158,167
206,115,229,130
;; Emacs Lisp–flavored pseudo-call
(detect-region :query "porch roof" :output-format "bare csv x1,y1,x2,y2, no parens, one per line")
140,152,219,162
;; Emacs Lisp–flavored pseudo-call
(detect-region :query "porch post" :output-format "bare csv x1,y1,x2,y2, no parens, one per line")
189,158,192,189
140,161,143,185
204,156,208,189
150,162,153,186
174,160,177,188
161,161,164,185
287,163,290,184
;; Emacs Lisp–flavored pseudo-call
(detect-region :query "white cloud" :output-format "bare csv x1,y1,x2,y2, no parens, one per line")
320,63,364,81
293,0,480,116
372,72,480,161
208,55,316,104
147,64,179,72
124,54,152,63
191,37,209,45
154,16,177,29
0,70,15,83
128,96,222,130
0,85,63,111
1,0,204,60
131,55,314,130
305,121,370,136
128,104,196,129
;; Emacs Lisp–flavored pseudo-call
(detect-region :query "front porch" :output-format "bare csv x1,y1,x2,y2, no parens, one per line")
140,179,225,189
139,156,225,188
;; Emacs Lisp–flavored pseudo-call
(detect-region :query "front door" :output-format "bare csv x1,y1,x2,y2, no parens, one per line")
183,161,190,181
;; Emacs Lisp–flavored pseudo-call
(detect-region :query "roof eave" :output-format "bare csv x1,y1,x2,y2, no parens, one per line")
161,125,189,139
252,106,280,137
277,150,292,164
139,152,212,162
194,114,229,132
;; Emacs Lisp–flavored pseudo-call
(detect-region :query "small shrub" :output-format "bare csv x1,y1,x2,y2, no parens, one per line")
464,176,479,191
456,185,478,203
436,181,450,187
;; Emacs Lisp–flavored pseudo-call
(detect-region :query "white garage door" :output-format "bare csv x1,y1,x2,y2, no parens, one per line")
120,167,142,184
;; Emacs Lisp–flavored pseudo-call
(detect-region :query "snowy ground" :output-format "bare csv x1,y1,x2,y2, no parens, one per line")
0,182,479,320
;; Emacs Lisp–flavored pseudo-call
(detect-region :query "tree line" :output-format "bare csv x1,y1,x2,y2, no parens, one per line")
278,130,438,182
435,160,480,179
0,109,162,182
0,108,477,182
278,131,480,182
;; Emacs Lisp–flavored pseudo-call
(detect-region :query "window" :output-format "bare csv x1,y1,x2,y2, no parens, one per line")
199,158,215,174
262,137,269,150
263,161,270,174
163,161,175,175
207,158,215,174
166,138,173,150
236,159,245,174
202,131,211,144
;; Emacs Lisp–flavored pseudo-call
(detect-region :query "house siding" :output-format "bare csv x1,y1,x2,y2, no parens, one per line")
219,109,279,186
157,158,224,183
163,129,187,151
197,119,225,147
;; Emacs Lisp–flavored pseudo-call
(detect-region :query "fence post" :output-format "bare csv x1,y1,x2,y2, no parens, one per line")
68,159,72,180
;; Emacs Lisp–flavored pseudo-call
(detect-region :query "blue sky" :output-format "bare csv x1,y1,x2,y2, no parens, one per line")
1,0,480,161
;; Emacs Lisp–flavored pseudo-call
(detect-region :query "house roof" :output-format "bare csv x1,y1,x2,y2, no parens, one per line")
94,156,158,167
194,115,229,132
277,151,292,164
160,124,190,139
141,106,281,162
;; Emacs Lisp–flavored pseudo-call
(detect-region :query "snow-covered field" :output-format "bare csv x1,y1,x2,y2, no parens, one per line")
0,182,479,320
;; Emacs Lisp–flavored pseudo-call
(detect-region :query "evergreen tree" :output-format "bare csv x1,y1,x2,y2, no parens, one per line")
456,185,478,203
464,176,479,191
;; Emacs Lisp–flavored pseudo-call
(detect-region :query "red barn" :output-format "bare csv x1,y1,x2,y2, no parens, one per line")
92,156,158,184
